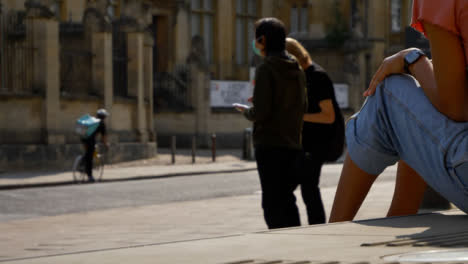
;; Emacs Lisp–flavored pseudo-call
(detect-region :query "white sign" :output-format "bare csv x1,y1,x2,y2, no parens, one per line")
210,79,349,109
210,80,253,107
333,83,349,109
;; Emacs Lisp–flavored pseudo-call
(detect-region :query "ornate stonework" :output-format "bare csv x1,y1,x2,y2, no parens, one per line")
24,0,55,19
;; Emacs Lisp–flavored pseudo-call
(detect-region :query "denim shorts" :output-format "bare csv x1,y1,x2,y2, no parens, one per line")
346,74,468,213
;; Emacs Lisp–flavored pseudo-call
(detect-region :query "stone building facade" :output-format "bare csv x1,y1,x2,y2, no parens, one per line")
0,0,157,170
1,0,417,169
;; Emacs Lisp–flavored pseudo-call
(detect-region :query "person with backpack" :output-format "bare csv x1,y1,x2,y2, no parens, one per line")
286,38,345,225
234,18,307,229
79,109,109,182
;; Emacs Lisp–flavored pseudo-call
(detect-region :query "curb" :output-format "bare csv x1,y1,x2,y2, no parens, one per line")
0,167,258,191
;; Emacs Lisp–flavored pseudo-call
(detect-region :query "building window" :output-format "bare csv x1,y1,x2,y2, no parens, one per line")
235,0,257,65
290,3,308,34
191,0,215,63
107,0,121,20
50,0,67,21
391,0,401,32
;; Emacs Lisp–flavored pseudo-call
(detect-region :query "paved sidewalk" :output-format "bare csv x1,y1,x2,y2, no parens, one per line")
0,163,400,263
2,151,461,264
0,149,257,189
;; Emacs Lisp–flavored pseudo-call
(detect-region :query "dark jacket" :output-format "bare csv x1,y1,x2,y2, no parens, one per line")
81,121,107,145
244,55,307,150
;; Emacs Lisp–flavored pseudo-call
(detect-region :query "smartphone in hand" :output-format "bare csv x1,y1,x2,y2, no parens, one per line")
232,103,249,112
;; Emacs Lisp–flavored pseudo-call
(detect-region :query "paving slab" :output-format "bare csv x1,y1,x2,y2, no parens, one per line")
2,149,463,264
0,149,257,189
0,174,425,264
0,161,257,188
3,209,466,264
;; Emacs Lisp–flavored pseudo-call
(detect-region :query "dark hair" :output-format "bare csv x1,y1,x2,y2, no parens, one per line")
255,17,286,55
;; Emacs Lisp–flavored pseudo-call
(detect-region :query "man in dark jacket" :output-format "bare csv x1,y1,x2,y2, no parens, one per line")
235,18,307,229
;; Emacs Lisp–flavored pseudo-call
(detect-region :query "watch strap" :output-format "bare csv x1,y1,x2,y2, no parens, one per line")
404,49,425,74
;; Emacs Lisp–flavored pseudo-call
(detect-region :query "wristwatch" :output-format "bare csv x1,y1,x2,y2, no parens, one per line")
404,49,425,74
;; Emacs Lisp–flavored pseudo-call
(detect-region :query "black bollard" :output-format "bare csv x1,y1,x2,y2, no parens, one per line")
211,134,216,162
171,135,176,164
243,128,253,160
242,129,248,160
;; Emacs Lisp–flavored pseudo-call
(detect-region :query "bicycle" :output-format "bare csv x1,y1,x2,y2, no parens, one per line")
72,144,105,183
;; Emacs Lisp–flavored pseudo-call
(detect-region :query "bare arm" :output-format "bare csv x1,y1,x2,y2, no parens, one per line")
365,23,467,121
422,23,468,121
303,99,335,124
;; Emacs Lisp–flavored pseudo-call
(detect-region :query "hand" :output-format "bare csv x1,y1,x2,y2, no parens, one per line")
247,97,253,103
232,103,249,113
364,48,417,97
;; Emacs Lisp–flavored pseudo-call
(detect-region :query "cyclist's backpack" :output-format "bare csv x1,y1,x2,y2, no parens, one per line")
75,114,101,139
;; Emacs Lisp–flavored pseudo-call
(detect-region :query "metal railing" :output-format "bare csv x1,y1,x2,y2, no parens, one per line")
0,11,34,95
112,22,128,97
154,65,192,112
59,22,93,96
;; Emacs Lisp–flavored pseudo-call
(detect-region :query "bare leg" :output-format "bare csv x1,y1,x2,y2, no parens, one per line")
329,152,378,222
386,160,427,217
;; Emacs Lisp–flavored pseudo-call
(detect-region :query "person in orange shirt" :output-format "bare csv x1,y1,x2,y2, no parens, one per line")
330,0,468,222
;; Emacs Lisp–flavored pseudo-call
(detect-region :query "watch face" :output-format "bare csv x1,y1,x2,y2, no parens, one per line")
406,50,422,64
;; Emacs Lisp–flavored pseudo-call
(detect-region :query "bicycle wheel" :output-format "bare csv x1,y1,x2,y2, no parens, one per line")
93,154,104,181
72,155,87,183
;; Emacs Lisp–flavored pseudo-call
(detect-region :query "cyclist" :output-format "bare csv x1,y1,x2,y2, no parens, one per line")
81,108,109,182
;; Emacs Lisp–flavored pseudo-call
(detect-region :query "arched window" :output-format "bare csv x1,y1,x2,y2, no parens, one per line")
106,0,121,20
50,0,67,21
290,2,308,34
191,0,215,63
235,0,257,65
391,0,401,32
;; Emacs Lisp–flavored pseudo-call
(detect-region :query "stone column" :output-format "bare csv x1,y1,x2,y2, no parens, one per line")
175,1,190,65
92,32,113,129
144,35,155,141
190,64,211,147
216,0,233,79
27,17,63,144
309,0,330,38
127,32,148,143
260,0,274,17
343,51,366,112
402,0,413,26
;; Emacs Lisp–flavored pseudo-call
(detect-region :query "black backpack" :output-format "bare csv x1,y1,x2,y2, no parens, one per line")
324,96,345,162
302,65,345,162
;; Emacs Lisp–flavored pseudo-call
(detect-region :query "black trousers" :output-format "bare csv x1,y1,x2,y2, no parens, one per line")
255,145,302,229
83,141,95,180
300,153,326,225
